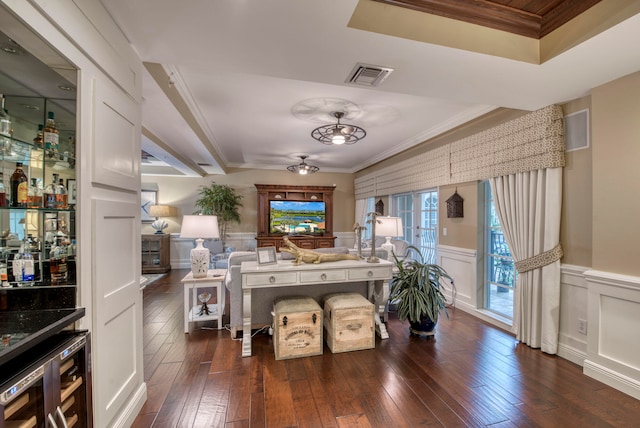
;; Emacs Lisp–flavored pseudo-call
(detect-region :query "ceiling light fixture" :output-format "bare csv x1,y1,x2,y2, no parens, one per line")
287,155,319,175
311,112,366,145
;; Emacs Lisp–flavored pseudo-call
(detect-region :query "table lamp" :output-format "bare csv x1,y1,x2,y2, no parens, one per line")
149,205,177,234
180,215,219,278
376,216,403,261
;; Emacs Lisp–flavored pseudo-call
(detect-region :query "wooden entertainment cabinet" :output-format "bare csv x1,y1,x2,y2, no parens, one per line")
255,184,336,250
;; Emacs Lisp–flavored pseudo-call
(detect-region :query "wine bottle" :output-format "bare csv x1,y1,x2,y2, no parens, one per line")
10,162,28,207
43,111,59,158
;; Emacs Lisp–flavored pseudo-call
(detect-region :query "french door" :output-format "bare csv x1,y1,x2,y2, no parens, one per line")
393,189,438,263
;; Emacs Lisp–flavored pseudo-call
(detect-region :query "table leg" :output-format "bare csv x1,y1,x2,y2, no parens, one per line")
241,287,252,357
216,281,223,330
184,282,190,334
369,279,389,339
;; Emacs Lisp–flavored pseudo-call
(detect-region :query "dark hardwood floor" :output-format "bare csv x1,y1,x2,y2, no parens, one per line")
133,268,639,427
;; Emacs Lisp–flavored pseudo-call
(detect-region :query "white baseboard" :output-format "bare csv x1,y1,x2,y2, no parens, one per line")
557,343,586,367
584,359,640,400
109,382,147,428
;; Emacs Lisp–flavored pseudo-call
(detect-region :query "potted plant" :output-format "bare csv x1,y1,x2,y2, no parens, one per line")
388,246,454,337
194,182,243,247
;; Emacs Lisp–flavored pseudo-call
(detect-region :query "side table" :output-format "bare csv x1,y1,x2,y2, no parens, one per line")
181,269,227,333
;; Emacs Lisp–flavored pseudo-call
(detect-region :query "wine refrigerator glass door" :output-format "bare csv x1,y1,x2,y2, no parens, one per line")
0,359,48,427
50,333,92,428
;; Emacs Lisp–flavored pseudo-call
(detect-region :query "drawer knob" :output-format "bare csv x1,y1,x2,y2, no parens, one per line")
269,276,276,283
312,313,317,324
320,273,327,281
367,270,373,277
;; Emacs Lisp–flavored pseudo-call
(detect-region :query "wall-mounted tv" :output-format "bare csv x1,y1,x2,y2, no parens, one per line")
269,200,326,235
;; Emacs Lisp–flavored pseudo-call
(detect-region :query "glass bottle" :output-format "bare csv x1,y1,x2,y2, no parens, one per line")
44,173,68,209
0,172,6,207
50,241,68,285
0,94,11,137
43,111,59,158
33,124,44,147
27,178,42,208
0,259,8,288
13,241,35,285
10,162,28,207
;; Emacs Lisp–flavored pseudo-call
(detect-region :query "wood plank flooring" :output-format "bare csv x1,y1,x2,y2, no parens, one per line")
132,268,640,427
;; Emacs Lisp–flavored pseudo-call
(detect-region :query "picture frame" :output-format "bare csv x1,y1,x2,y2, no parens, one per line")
66,179,77,205
256,246,277,266
141,190,157,223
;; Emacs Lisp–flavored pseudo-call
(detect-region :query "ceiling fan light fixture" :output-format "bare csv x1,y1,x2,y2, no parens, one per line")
311,111,366,145
287,155,319,175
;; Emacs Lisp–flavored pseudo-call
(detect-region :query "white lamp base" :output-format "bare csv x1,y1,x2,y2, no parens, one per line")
380,236,395,261
190,238,210,278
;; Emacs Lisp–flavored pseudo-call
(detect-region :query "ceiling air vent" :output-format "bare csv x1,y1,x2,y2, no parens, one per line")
346,63,394,87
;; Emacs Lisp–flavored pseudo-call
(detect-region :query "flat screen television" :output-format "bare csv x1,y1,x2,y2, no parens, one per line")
269,200,326,235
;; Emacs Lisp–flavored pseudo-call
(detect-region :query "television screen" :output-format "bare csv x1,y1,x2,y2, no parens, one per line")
269,200,326,235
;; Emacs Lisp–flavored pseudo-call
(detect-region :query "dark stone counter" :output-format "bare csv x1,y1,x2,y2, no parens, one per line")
0,307,85,365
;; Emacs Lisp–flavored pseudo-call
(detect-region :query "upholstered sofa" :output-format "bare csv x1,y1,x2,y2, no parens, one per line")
224,246,388,338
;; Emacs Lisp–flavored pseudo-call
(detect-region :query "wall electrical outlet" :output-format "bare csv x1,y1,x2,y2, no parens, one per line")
577,319,588,335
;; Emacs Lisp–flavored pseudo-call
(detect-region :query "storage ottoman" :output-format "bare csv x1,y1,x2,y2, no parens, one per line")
323,292,375,353
273,296,323,360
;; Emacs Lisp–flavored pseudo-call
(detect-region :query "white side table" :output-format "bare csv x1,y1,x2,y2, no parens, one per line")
181,269,227,333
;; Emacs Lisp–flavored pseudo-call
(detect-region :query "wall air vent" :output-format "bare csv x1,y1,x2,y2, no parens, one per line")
346,63,394,87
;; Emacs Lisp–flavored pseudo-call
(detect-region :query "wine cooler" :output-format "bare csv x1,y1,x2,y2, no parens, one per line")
0,332,92,427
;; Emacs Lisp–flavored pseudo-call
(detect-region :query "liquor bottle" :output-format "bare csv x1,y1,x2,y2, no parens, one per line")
0,260,8,288
43,111,59,158
10,162,28,207
0,172,6,207
27,178,42,208
44,173,67,209
50,242,68,285
33,124,44,147
0,94,11,137
13,241,35,285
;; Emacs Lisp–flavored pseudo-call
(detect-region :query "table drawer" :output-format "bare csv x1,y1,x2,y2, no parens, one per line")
300,269,346,283
245,272,298,287
348,266,391,280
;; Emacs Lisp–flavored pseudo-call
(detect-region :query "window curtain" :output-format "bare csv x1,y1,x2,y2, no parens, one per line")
489,167,563,354
354,199,368,248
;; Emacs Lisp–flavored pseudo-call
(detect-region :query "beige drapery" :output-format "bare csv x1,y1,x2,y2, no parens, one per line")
489,168,563,354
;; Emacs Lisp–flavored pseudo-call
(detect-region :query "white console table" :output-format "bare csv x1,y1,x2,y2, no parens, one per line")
240,259,393,357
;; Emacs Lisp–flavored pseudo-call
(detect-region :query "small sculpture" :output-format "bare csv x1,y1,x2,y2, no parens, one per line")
281,237,360,265
353,222,365,259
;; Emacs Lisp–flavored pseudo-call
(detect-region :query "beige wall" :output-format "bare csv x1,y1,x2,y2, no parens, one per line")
561,97,593,267
591,71,640,275
142,168,355,236
439,182,478,250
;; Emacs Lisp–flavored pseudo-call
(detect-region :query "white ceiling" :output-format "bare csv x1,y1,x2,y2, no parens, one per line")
101,0,640,177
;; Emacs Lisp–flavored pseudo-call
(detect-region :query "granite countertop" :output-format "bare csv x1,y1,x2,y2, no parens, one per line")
0,307,85,365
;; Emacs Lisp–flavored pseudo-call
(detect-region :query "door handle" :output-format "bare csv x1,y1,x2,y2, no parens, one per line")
56,406,70,428
47,413,59,428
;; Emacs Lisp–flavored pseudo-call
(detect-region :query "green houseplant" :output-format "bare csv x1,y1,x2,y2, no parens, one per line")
194,182,243,247
389,246,454,336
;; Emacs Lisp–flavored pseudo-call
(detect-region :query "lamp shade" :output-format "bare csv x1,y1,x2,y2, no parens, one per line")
180,215,220,278
180,215,220,240
149,204,177,217
376,216,403,238
376,216,404,261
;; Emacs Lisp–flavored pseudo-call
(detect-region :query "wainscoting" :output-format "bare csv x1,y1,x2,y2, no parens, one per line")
437,245,640,400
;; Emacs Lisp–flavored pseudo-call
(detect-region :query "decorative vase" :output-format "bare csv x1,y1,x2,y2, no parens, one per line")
409,315,436,338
